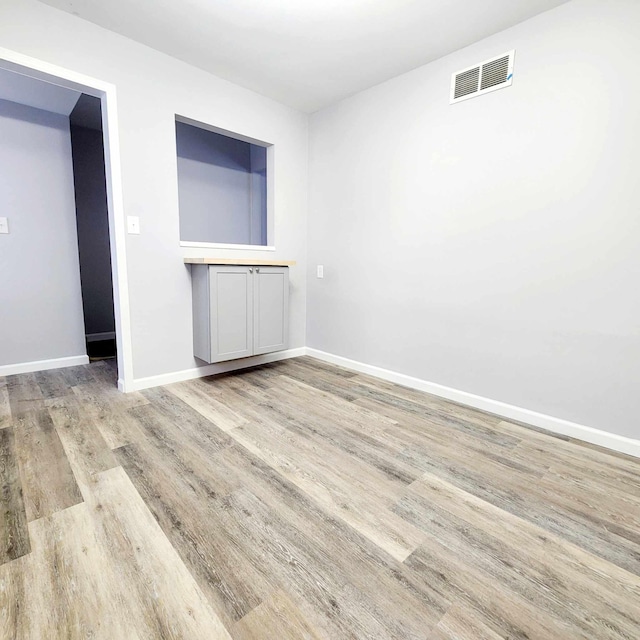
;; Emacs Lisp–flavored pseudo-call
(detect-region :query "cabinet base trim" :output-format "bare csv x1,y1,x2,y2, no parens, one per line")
305,347,640,460
0,355,90,377
121,348,306,392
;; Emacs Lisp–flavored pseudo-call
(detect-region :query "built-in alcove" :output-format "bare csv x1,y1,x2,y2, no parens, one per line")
175,118,271,248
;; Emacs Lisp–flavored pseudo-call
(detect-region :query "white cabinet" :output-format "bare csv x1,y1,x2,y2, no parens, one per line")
191,264,289,364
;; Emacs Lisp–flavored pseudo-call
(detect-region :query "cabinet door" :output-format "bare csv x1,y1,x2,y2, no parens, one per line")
253,266,289,355
209,266,254,363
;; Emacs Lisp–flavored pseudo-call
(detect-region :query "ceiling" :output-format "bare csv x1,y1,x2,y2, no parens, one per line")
38,0,569,112
0,66,80,115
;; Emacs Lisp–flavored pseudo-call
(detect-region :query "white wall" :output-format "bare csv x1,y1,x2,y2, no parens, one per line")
0,99,86,366
0,0,308,381
307,0,640,440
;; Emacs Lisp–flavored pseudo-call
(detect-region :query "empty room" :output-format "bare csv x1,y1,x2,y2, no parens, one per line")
0,0,638,638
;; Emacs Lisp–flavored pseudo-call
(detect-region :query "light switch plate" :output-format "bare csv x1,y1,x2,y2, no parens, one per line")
316,265,324,279
0,217,9,234
127,216,140,234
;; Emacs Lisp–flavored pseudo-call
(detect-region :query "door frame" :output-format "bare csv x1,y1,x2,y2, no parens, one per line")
0,46,134,391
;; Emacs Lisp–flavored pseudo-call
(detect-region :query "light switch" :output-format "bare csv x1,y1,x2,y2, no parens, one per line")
0,217,9,234
316,265,324,279
127,216,140,234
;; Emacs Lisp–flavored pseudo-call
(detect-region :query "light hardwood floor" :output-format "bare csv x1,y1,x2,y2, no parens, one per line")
1,357,639,639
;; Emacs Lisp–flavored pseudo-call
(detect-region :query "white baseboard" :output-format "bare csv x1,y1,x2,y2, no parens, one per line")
123,347,306,393
0,355,90,377
112,343,639,459
306,348,640,459
86,331,116,342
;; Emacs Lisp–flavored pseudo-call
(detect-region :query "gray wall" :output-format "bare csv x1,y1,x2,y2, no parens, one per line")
307,0,640,440
176,122,267,246
0,0,309,382
70,124,115,337
0,99,86,366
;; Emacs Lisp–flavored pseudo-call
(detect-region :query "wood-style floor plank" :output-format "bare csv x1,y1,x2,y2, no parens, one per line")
57,364,95,387
112,417,273,630
34,369,74,400
71,382,145,449
229,417,426,562
115,441,273,629
0,502,139,640
1,358,639,639
233,589,327,640
0,471,231,640
0,428,30,564
0,379,10,429
396,435,640,576
88,360,150,410
349,393,527,466
139,386,235,453
405,540,587,639
212,443,450,637
6,373,44,418
263,381,420,485
511,432,640,498
349,371,513,429
166,379,249,431
397,473,640,640
434,604,504,640
46,395,119,492
272,359,360,401
82,466,232,639
13,409,83,522
221,485,438,639
289,355,357,376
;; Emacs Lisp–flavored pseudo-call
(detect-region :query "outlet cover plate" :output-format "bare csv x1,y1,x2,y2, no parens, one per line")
127,216,140,234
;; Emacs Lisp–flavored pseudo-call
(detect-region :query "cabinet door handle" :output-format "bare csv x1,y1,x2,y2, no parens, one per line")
256,267,260,273
249,267,253,273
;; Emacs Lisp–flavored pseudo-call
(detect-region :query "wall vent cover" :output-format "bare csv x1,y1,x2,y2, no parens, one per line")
450,50,514,104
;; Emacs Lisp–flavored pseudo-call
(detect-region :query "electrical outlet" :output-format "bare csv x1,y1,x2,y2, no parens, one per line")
0,217,9,234
127,216,140,234
316,265,324,279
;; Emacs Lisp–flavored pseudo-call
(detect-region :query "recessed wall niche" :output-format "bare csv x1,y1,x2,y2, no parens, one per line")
175,118,270,247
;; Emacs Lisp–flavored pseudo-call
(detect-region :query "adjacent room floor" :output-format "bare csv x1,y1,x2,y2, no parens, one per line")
1,357,639,639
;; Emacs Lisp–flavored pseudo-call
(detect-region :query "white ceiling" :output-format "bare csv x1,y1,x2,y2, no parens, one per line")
0,67,80,115
38,0,568,112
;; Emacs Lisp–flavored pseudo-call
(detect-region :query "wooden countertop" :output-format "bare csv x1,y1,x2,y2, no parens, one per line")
184,258,296,266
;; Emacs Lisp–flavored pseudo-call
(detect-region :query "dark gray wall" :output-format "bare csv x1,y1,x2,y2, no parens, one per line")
250,143,267,245
0,99,86,366
69,124,115,337
176,122,267,245
70,93,103,131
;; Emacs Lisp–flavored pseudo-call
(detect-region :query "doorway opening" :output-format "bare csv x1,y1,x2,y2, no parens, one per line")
0,49,132,390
